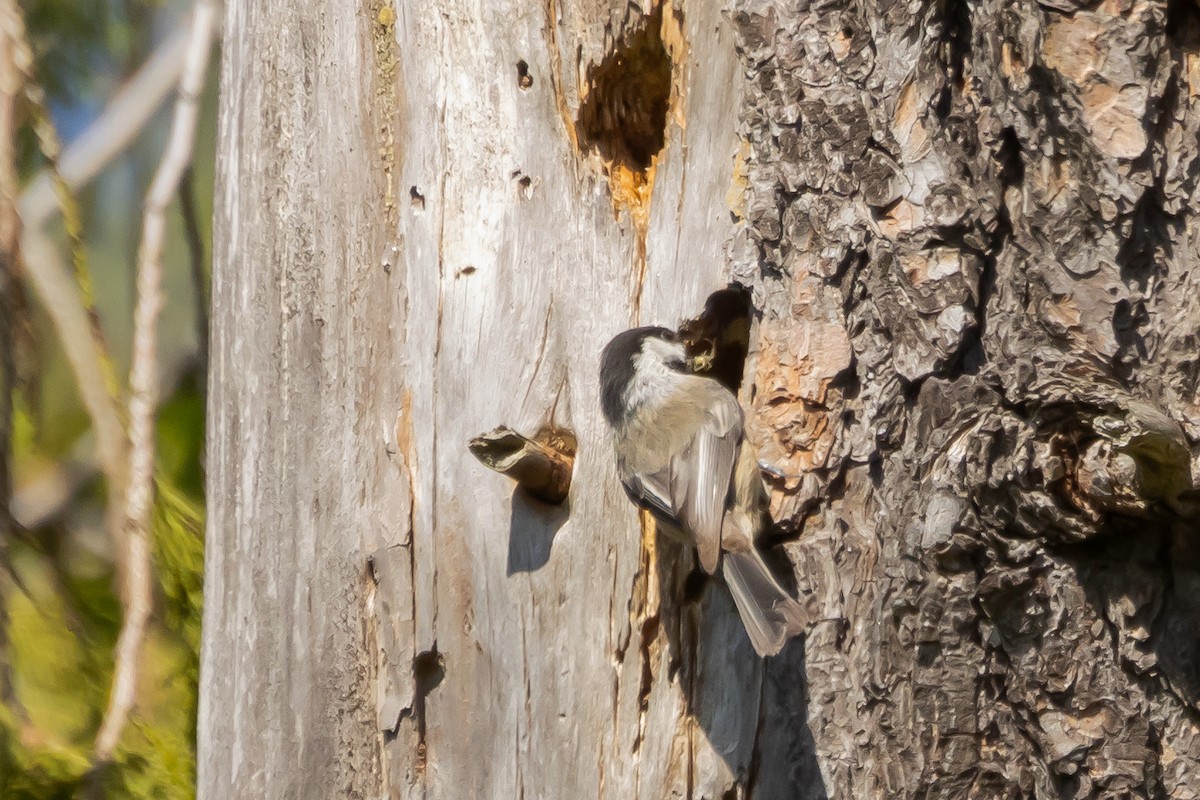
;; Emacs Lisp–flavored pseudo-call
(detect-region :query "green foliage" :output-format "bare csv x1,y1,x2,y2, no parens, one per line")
0,704,90,799
0,575,96,799
105,719,195,800
0,468,204,799
9,571,106,742
2,374,206,800
151,477,204,684
155,375,206,504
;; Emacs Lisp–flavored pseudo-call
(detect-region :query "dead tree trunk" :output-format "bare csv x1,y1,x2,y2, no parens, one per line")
200,0,1200,797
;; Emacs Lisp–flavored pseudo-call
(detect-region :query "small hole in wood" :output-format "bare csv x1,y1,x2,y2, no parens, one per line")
516,59,533,89
514,172,534,200
410,186,426,209
413,649,445,695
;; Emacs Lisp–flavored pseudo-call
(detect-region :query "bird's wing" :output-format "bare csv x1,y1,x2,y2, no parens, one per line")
675,393,742,573
622,388,741,574
723,549,808,657
621,472,675,522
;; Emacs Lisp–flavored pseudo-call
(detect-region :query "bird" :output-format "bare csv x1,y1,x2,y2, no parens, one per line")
598,325,807,656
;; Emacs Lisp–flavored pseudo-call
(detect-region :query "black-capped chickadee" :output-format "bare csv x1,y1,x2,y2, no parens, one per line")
599,326,807,656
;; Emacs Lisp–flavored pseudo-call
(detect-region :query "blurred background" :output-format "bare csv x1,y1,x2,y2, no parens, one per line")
1,0,215,796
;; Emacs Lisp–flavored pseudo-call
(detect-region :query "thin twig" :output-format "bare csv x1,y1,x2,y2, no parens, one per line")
0,0,26,721
0,0,21,543
13,9,130,411
179,165,208,372
8,0,130,525
92,0,220,763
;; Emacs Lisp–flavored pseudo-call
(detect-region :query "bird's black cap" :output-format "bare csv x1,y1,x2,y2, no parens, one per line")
599,326,674,425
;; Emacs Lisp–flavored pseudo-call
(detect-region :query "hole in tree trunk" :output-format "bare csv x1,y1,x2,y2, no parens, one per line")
575,6,674,174
413,648,445,696
678,284,754,394
516,59,533,89
1166,0,1200,51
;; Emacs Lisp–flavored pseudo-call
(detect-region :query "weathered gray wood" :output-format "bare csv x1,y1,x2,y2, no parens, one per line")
202,0,787,798
202,0,1200,797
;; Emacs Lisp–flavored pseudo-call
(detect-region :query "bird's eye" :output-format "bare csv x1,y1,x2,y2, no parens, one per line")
661,330,677,342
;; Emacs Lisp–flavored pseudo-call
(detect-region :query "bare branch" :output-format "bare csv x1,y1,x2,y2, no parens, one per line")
2,3,135,613
23,84,124,405
0,0,25,722
93,0,221,763
18,229,128,491
7,0,130,512
0,0,21,542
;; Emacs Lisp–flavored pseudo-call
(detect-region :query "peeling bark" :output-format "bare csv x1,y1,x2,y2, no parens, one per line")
201,0,1200,798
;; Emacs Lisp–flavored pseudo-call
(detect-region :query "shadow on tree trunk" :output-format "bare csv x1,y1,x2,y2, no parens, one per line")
659,536,828,798
1058,518,1200,711
505,489,569,575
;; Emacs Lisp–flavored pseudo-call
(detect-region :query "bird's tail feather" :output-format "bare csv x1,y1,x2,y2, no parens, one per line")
722,549,807,657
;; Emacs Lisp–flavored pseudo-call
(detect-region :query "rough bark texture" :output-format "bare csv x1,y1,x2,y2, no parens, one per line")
200,0,1200,798
730,0,1200,797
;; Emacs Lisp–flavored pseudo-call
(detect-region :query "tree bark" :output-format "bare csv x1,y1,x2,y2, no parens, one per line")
730,0,1200,796
200,0,1200,798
